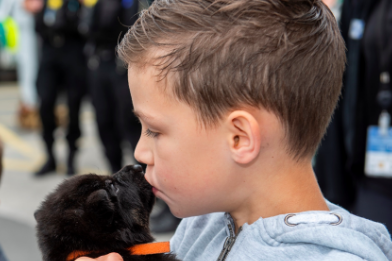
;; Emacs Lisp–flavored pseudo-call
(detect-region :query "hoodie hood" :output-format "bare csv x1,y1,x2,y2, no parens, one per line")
171,201,392,261
252,201,392,261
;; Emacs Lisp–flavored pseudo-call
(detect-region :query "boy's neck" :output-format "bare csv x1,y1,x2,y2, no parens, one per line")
228,158,328,234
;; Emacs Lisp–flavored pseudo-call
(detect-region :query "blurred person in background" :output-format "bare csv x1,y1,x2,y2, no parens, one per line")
315,0,392,232
0,139,9,261
79,0,140,173
322,0,342,20
0,0,39,130
79,0,180,233
25,0,87,176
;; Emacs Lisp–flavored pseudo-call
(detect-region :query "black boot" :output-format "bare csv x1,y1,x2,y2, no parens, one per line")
35,156,56,177
67,150,77,176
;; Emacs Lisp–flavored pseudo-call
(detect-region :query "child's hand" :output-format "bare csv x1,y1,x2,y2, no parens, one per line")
75,253,123,261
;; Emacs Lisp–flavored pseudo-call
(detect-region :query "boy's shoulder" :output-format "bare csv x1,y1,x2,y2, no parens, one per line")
170,202,392,261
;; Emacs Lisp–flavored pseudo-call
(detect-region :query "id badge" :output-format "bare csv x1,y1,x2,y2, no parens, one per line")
349,19,365,40
364,126,392,178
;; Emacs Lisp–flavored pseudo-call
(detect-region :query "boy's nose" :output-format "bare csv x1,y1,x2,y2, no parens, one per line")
134,137,154,166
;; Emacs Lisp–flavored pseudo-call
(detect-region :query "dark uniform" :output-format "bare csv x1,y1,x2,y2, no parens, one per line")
81,0,141,172
34,0,87,176
314,0,392,232
81,0,180,233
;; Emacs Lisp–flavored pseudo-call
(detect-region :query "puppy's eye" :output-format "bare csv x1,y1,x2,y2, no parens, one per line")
105,180,114,187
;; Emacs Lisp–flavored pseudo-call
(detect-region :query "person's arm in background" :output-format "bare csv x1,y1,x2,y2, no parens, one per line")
76,253,123,261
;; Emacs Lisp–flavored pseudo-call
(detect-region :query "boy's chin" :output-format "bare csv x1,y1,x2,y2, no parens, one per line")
168,204,213,219
165,204,183,218
166,204,191,218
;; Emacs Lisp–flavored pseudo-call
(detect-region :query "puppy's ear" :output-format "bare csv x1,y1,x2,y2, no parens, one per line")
87,189,115,211
85,189,115,224
87,189,112,205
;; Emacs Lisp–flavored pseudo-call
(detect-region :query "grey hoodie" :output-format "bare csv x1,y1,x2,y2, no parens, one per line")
170,201,392,261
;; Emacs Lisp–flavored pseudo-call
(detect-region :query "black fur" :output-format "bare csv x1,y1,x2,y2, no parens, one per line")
35,165,179,261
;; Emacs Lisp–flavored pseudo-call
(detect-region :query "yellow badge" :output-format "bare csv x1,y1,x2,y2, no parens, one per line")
48,0,63,10
83,0,98,7
3,17,19,52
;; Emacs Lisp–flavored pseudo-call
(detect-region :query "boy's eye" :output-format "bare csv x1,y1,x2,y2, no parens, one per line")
144,128,160,138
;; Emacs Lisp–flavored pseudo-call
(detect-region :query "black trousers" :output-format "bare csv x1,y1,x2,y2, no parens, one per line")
87,56,141,172
36,40,87,154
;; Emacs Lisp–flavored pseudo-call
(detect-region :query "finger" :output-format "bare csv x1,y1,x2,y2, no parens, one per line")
75,253,123,261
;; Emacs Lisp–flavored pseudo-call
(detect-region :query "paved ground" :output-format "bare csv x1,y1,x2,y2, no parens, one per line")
0,83,173,261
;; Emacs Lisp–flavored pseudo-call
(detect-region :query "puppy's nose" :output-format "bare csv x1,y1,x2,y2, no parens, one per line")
132,164,144,173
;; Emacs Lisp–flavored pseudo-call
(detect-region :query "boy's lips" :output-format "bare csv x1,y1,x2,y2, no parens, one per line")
144,173,161,196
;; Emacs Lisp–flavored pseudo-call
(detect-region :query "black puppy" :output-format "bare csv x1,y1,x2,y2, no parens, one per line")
35,165,179,261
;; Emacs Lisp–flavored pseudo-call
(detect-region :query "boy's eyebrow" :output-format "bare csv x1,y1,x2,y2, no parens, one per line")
133,110,154,121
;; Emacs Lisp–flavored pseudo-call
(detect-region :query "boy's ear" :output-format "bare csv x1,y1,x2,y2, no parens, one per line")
226,110,261,164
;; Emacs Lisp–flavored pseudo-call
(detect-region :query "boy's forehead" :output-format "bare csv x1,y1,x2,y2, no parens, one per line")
127,47,170,71
128,61,183,107
127,62,205,128
128,60,177,100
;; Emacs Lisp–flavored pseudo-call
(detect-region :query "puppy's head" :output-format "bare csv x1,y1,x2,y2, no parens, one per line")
35,165,155,261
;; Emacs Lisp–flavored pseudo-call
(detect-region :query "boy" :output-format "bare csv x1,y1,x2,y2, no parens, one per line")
83,0,392,260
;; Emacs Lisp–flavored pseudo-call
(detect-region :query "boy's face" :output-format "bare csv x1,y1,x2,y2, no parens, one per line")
128,65,238,218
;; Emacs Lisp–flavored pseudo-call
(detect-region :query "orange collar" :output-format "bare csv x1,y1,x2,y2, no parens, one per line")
66,242,171,261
